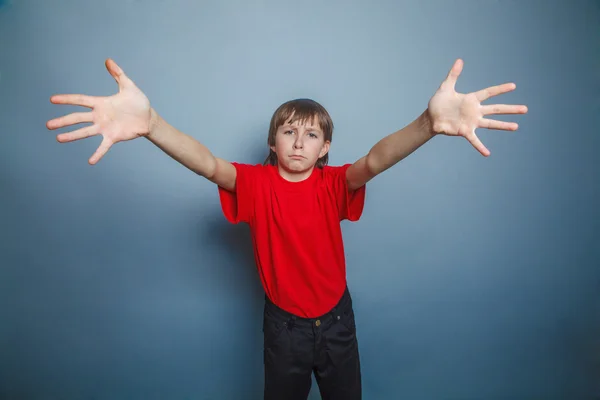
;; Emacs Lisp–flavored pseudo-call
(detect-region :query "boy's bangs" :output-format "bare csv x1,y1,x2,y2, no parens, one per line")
275,102,329,134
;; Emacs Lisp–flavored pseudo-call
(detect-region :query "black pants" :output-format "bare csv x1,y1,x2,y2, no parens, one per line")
263,287,362,400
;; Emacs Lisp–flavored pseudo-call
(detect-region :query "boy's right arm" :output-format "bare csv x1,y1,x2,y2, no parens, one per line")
146,108,236,191
46,58,237,192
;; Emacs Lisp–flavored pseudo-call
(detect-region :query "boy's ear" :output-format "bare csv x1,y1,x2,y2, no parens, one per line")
269,131,277,153
319,141,331,158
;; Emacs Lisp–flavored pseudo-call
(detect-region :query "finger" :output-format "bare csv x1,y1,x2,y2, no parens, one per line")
481,104,528,115
105,58,133,89
475,83,516,102
441,58,463,91
47,112,94,130
465,131,490,157
480,118,519,131
50,94,98,108
89,137,112,165
56,124,99,143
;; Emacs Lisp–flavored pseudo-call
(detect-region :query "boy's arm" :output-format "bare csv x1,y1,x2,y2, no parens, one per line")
146,108,236,190
47,58,237,192
346,59,528,191
346,112,434,191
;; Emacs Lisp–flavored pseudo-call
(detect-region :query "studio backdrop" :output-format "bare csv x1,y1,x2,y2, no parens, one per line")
1,0,599,399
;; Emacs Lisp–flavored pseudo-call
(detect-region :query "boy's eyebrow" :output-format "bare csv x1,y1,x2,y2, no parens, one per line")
281,124,322,133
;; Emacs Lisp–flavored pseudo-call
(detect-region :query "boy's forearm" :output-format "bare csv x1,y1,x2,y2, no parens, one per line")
146,108,217,178
366,110,435,175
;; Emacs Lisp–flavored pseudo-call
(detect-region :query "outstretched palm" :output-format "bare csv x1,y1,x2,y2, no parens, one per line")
427,59,528,156
47,59,151,164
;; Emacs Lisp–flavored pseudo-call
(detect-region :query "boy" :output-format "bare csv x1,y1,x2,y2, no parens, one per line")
47,58,527,399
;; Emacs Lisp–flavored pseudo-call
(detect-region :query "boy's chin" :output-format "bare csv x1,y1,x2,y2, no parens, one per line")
282,159,315,172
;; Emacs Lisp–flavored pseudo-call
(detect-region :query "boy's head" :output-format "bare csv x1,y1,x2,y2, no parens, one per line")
264,98,333,172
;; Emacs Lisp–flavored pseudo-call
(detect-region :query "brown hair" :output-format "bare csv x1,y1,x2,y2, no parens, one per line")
263,98,334,168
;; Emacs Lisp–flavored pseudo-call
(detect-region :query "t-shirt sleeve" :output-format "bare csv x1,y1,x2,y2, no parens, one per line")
330,163,366,221
217,162,258,224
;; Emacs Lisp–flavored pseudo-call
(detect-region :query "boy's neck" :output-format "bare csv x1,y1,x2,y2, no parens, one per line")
277,164,315,183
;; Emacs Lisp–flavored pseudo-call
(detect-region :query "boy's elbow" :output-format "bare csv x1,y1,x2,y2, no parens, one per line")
200,156,218,179
203,157,237,191
365,151,385,176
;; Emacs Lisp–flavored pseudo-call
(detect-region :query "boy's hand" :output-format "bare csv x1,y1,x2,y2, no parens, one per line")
427,59,528,157
47,59,153,165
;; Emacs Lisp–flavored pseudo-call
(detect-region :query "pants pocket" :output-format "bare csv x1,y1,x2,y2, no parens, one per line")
263,308,288,350
340,308,357,334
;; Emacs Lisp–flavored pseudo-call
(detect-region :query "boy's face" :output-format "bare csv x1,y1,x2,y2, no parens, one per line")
271,117,330,176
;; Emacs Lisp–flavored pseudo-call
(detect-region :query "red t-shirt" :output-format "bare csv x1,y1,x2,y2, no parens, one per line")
218,163,366,318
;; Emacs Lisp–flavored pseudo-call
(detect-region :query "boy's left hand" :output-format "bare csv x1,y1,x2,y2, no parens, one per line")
427,59,528,157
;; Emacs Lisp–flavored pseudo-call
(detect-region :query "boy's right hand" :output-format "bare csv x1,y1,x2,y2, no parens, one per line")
47,58,153,165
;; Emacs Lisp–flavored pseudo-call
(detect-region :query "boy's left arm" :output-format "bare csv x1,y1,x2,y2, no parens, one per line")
346,59,528,191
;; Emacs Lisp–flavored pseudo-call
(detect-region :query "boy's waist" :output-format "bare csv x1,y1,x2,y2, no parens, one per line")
264,285,353,326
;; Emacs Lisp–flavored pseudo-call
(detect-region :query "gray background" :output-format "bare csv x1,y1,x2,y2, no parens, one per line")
1,0,599,399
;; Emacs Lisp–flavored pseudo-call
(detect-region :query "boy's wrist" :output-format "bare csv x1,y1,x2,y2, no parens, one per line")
147,107,160,138
421,108,437,138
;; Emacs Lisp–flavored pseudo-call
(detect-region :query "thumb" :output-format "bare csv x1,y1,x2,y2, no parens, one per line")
441,58,463,91
105,58,133,90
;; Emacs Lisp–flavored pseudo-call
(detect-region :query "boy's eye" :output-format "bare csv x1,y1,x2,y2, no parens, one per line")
285,130,294,134
309,133,318,138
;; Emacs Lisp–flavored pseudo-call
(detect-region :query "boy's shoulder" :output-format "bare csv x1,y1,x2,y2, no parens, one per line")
230,162,274,182
321,163,352,178
231,162,272,173
322,163,352,171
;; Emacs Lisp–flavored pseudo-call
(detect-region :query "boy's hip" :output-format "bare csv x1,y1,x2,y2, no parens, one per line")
262,286,358,352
